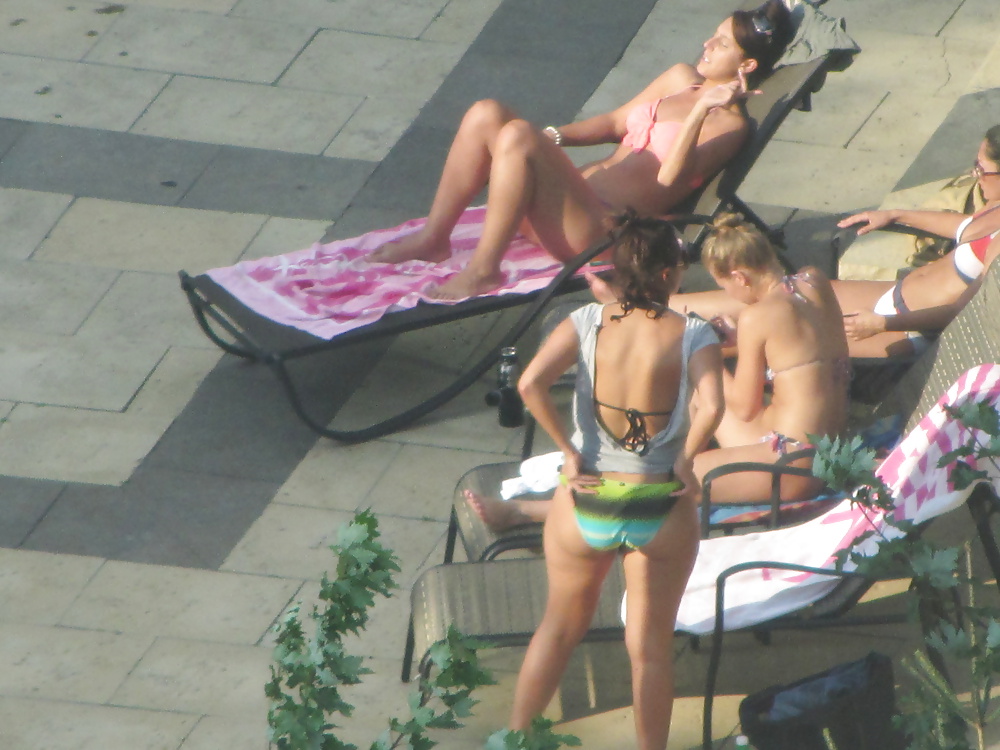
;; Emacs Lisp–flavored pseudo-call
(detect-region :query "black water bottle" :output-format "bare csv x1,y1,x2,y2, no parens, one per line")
485,346,524,428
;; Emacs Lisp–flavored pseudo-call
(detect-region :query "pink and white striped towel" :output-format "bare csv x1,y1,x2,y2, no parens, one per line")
207,207,592,340
660,363,1000,635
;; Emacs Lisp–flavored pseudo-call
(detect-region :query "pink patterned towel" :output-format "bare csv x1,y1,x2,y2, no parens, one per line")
207,206,597,340
666,363,1000,635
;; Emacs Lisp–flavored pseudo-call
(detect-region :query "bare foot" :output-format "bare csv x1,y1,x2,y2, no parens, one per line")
425,267,505,300
465,489,535,532
368,231,451,264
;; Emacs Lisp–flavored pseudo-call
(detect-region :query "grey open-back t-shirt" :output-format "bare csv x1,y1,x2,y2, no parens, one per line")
569,303,718,475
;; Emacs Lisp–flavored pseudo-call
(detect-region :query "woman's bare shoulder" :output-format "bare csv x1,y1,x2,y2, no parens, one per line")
648,63,702,93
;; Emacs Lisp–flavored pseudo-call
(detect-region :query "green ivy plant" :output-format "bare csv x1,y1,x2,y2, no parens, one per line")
812,400,1000,750
265,509,580,750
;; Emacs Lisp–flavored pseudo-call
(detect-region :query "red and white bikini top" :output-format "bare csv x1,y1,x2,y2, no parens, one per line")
953,210,1000,284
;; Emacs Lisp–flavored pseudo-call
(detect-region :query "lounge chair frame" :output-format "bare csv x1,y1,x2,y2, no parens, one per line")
178,51,840,444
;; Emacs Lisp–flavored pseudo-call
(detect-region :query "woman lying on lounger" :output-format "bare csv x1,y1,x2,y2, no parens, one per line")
369,0,793,301
506,212,723,750
672,125,1000,359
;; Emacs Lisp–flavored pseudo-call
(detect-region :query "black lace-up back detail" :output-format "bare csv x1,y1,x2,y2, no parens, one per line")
594,400,673,456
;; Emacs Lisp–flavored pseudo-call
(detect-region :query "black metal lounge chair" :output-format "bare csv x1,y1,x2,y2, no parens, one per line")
400,260,1000,750
177,49,842,444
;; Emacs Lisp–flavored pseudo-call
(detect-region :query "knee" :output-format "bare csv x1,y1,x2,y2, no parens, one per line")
493,117,541,159
463,98,510,131
625,628,674,667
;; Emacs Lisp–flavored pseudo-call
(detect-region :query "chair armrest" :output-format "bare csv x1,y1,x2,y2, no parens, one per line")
699,448,823,537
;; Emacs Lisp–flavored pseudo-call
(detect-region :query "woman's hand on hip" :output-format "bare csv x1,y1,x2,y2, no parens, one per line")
560,450,601,494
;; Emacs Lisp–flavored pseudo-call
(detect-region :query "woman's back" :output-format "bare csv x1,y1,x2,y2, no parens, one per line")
572,303,717,475
755,269,849,438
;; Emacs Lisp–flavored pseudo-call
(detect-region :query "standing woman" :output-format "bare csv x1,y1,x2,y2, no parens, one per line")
370,1,793,300
507,214,724,750
691,214,850,503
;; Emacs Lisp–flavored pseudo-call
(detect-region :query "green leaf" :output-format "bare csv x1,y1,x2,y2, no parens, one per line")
485,729,524,750
949,461,989,491
911,546,960,589
943,402,1000,435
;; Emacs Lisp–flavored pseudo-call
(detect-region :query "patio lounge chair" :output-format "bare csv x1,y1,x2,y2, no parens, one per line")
400,261,1000,750
177,48,843,444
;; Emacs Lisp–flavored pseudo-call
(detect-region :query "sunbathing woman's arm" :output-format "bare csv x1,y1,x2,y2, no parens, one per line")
654,79,750,197
837,208,971,238
551,64,699,148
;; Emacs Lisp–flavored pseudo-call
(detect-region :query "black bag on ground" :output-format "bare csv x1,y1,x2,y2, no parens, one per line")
738,651,906,750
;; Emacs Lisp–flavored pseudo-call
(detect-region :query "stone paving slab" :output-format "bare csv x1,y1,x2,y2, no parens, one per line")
0,0,118,62
126,0,237,11
178,716,268,750
84,6,317,84
281,29,466,101
0,697,199,750
232,0,450,38
0,53,169,131
0,404,166,484
110,636,273,716
0,187,72,261
238,216,331,261
59,560,299,644
74,271,225,348
222,504,447,583
0,548,102,624
323,92,430,162
0,477,64,548
0,331,165,410
178,144,375,220
0,259,116,336
20,464,275,564
0,124,219,205
34,198,266,273
0,621,154,702
133,75,364,155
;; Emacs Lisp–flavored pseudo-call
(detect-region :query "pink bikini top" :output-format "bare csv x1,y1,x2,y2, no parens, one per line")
622,90,705,189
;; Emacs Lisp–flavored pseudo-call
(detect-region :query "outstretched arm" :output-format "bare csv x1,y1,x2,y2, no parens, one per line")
547,63,700,148
837,208,969,238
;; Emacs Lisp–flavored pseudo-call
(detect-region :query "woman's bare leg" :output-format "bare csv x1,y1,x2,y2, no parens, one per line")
426,116,607,299
368,99,516,264
464,489,552,531
622,496,699,750
509,486,615,729
694,440,821,503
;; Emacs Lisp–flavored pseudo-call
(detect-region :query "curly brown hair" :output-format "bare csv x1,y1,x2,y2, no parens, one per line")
608,210,686,318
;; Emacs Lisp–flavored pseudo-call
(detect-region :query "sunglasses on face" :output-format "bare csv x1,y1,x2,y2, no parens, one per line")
973,161,1000,179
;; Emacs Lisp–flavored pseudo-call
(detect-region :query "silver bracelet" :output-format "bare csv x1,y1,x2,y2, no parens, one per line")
543,126,563,147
